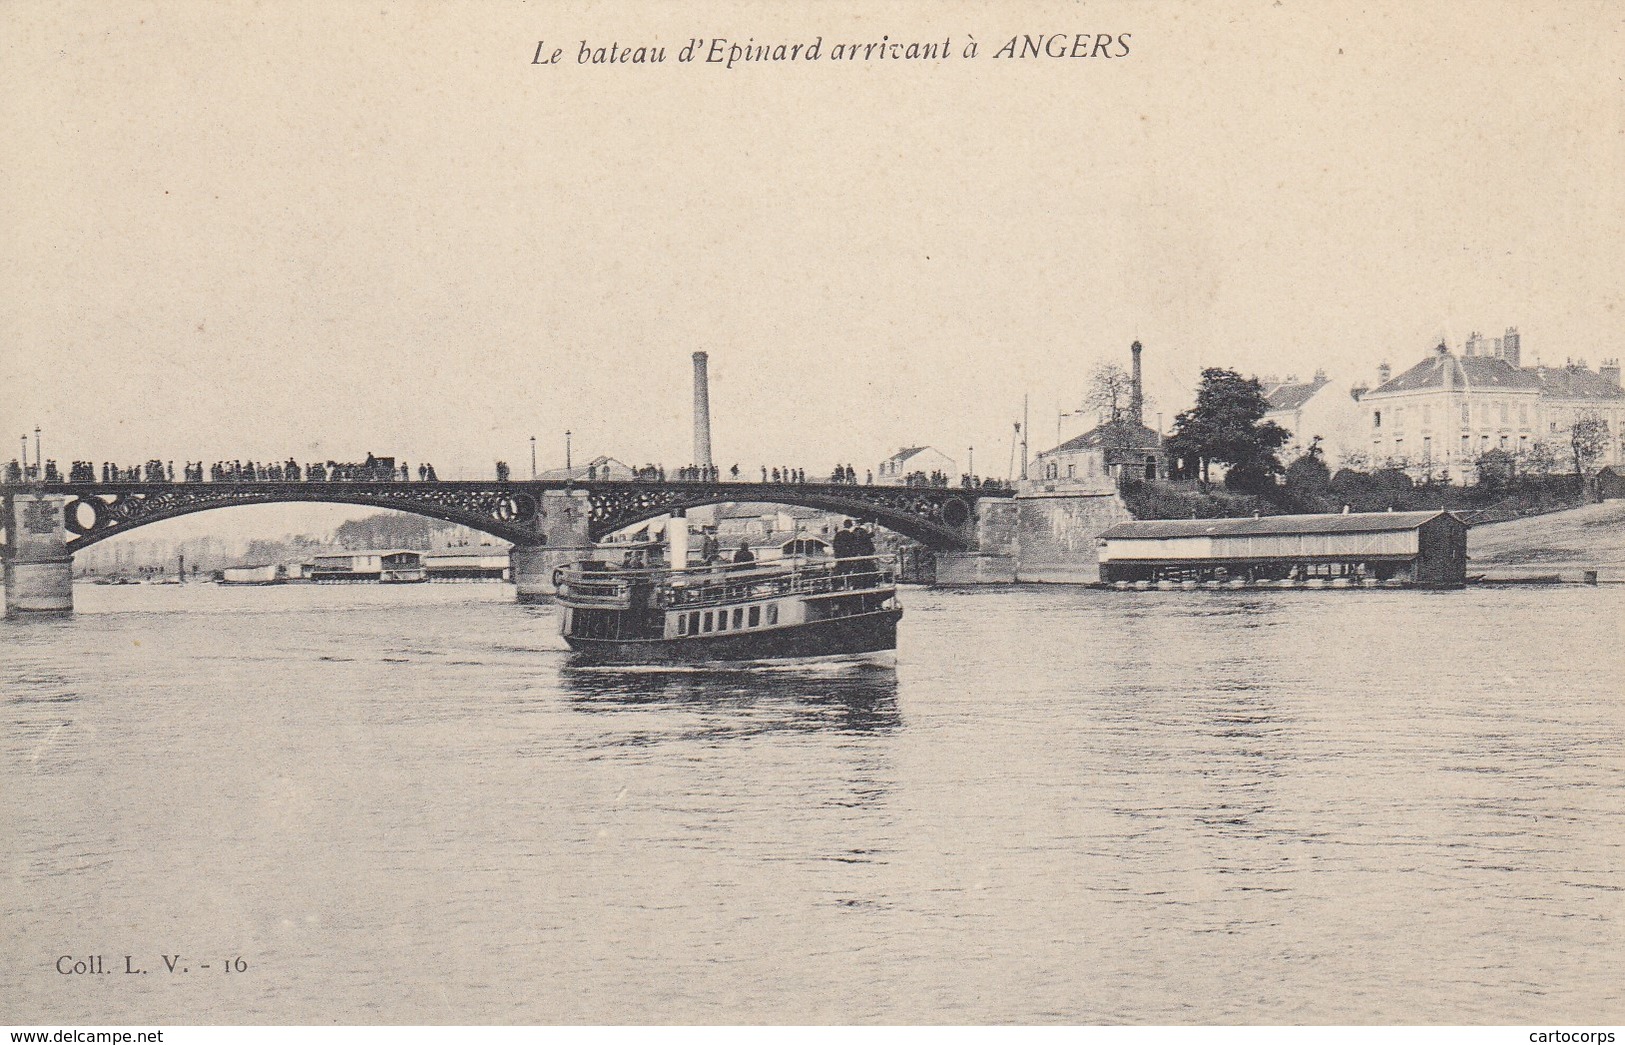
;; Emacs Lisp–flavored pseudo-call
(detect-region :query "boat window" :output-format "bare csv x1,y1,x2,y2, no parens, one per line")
732,607,743,629
717,610,727,631
689,611,700,634
748,605,760,627
703,611,713,633
676,614,687,636
766,603,778,625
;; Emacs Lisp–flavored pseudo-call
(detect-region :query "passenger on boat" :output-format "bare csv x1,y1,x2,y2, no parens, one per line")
733,542,755,564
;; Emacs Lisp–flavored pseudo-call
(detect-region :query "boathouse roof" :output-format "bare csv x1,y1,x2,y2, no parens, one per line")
1098,510,1463,541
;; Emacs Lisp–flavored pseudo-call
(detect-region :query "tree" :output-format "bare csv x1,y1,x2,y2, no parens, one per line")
1080,362,1137,423
1283,442,1335,511
1337,449,1373,472
1522,439,1560,477
1285,438,1331,489
1570,412,1610,498
1330,467,1382,511
1165,368,1290,484
1475,448,1515,492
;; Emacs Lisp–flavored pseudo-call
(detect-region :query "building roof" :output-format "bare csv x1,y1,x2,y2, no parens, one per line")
1533,364,1625,400
1372,350,1623,399
1039,419,1162,457
1098,510,1462,541
537,455,630,480
881,446,943,467
1265,374,1330,413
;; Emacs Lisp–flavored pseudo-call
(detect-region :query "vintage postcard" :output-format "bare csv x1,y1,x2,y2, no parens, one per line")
2,0,1621,1032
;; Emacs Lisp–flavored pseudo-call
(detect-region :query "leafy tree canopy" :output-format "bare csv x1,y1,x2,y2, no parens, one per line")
1165,367,1290,482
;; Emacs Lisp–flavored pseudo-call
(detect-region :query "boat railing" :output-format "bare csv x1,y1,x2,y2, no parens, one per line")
557,555,895,609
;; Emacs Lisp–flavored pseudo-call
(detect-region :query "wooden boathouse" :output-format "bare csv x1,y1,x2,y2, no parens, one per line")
1096,510,1469,588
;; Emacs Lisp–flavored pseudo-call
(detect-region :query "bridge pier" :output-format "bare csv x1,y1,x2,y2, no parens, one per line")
512,489,594,603
5,493,73,616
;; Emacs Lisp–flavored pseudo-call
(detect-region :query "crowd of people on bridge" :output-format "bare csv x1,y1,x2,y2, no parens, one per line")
5,459,60,483
899,469,1010,491
2,453,442,485
5,453,1010,491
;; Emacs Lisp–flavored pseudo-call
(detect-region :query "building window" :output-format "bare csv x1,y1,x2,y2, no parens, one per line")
1499,434,1509,450
1461,403,1470,425
1423,404,1432,424
1461,434,1470,456
1520,403,1529,424
1373,411,1381,429
1500,402,1509,423
1423,436,1432,459
1067,464,1075,479
748,605,760,627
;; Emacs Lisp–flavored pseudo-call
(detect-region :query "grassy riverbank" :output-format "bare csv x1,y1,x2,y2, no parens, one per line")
1467,499,1625,581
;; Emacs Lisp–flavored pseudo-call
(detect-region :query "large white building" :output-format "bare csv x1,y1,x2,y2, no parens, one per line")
1361,330,1624,482
1261,369,1369,466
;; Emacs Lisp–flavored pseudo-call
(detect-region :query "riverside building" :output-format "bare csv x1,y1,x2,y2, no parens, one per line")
1362,330,1624,483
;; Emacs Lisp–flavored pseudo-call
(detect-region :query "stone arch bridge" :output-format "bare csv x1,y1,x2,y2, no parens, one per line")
1,479,1012,613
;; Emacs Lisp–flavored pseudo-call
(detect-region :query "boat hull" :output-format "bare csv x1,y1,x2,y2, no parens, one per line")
563,607,901,666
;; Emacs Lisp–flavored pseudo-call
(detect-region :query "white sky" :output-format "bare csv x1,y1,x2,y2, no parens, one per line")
4,0,1622,491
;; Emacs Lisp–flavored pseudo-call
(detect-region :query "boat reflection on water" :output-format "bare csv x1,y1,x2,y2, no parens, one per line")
558,660,901,737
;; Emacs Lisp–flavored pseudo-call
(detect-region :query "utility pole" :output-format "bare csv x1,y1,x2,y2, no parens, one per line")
1021,395,1029,480
530,436,537,479
34,426,41,478
967,446,974,480
565,430,572,472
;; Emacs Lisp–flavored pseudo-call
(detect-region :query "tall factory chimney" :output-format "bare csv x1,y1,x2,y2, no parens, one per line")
1129,341,1144,425
692,351,713,467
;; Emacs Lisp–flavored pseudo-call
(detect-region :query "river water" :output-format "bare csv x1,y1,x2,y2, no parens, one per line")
2,581,1621,1025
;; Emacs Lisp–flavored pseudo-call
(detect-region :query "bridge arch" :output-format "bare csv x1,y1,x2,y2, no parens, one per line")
55,482,545,553
10,479,1001,557
585,483,983,552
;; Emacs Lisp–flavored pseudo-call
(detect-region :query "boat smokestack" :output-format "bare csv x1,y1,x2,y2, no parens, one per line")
668,512,689,572
692,351,713,467
1129,340,1144,424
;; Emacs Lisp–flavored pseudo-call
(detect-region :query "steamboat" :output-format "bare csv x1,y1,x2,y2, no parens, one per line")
555,530,901,666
